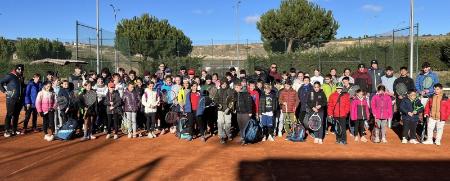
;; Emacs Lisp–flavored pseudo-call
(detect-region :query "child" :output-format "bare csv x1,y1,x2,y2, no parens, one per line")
22,73,42,133
35,81,56,141
327,82,351,144
400,90,423,144
214,80,235,144
307,82,327,144
234,81,253,145
322,74,336,100
423,83,450,146
350,89,370,142
259,84,278,142
123,83,141,138
279,80,299,138
80,81,98,140
142,81,159,138
371,85,393,143
105,82,122,139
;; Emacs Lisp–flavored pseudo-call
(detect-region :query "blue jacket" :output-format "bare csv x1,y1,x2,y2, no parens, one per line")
24,80,42,107
183,91,192,113
399,98,423,122
298,83,313,111
415,71,439,97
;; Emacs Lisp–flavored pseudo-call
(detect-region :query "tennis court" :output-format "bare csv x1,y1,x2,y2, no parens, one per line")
0,94,449,181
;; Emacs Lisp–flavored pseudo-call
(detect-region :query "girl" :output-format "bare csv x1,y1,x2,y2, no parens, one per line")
307,82,327,144
350,89,370,142
105,82,122,139
35,81,56,141
142,81,159,138
259,84,278,142
371,85,393,143
123,83,141,138
400,91,423,144
80,81,98,140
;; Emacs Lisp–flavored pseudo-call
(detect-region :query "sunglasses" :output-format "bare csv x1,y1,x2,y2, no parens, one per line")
271,67,277,69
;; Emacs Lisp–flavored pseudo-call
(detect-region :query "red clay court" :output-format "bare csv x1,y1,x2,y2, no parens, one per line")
1,95,449,181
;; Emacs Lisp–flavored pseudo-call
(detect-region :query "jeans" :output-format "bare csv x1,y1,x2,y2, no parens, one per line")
107,113,119,134
145,112,156,132
261,115,274,137
217,111,232,139
4,99,21,133
125,112,137,134
42,111,55,135
237,113,250,139
335,117,347,143
23,107,38,130
427,117,445,143
402,119,418,140
354,119,365,137
375,119,388,140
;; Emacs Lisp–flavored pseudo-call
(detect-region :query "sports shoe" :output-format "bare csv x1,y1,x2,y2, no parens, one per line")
422,140,433,145
318,139,323,144
262,137,266,142
220,138,226,144
361,137,368,142
382,138,387,143
200,136,206,142
374,137,380,143
402,138,408,144
128,133,132,138
314,138,319,144
268,135,275,142
47,135,54,141
436,141,441,146
152,132,157,138
278,131,282,138
44,134,49,141
160,129,166,135
4,132,11,138
354,137,359,142
410,139,419,144
227,137,233,141
105,134,111,139
80,137,88,141
90,135,97,140
147,133,154,139
113,134,118,139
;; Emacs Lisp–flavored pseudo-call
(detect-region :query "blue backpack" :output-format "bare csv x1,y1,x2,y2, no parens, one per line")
176,117,192,141
244,119,263,143
56,118,78,140
288,123,305,142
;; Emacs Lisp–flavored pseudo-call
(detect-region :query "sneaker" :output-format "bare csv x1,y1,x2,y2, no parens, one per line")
106,134,111,139
80,137,88,141
314,138,319,144
422,140,433,145
436,142,441,146
361,137,368,143
268,135,275,142
152,132,157,138
227,137,233,141
33,129,39,133
147,133,154,139
90,135,97,140
132,134,137,138
160,129,166,135
402,138,408,144
113,134,118,140
4,132,11,138
200,136,206,142
354,137,359,142
382,138,387,143
47,135,54,141
318,139,323,144
374,137,380,143
278,131,282,138
410,139,419,144
21,130,27,135
262,137,266,142
43,134,49,141
15,131,21,135
220,138,226,144
128,133,132,138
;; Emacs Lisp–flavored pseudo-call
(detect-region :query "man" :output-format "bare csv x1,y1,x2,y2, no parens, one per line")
352,64,371,93
368,60,385,95
0,64,25,137
415,62,439,103
268,63,282,83
393,67,415,127
68,64,83,90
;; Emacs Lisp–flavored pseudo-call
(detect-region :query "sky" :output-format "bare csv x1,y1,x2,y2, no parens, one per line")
1,0,449,45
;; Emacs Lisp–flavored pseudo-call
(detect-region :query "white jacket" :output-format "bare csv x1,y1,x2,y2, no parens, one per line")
141,88,159,113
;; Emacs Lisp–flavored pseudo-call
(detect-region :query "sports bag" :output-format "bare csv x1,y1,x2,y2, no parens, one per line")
56,118,79,140
243,118,262,143
288,123,305,142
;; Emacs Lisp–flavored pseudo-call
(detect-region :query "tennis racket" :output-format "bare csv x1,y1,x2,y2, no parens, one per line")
121,115,129,134
395,82,408,97
348,85,360,97
422,76,434,90
308,112,322,131
333,118,343,136
57,96,69,110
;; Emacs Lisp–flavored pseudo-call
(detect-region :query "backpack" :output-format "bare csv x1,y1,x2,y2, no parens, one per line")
243,119,263,143
176,117,192,141
56,118,78,140
287,123,306,142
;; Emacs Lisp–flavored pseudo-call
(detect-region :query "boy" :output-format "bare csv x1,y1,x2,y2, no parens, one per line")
327,82,350,144
279,80,299,138
22,73,42,133
215,80,235,144
259,84,278,141
423,83,450,146
400,90,423,144
234,81,253,145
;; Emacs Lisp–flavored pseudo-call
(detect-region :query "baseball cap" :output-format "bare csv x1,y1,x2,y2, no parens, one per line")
336,82,344,89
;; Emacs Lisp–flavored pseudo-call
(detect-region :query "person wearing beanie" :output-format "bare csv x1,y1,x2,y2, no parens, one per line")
328,82,351,144
352,63,372,93
0,64,25,137
368,60,385,95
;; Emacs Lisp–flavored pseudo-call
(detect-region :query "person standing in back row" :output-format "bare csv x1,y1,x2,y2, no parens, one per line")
368,60,384,97
0,64,25,137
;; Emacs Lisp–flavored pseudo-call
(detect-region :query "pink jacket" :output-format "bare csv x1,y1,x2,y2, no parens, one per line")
35,90,56,113
350,97,370,121
371,93,393,120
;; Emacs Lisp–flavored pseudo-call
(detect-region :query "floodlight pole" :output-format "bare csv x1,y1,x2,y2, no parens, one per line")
409,0,414,78
236,0,241,70
110,4,120,73
96,0,100,74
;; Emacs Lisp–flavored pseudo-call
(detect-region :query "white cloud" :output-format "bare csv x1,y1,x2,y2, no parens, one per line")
362,4,383,12
244,15,260,24
192,9,214,15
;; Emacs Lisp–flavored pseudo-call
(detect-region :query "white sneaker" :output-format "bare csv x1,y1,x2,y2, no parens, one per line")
314,138,319,144
44,134,49,141
113,134,118,139
422,140,434,145
410,139,419,144
382,138,387,143
152,132,157,138
318,139,323,144
4,132,11,138
268,135,275,142
278,131,282,138
47,135,54,141
436,142,441,146
128,133,132,138
262,137,266,142
90,135,96,140
105,134,111,139
147,133,154,139
402,138,408,144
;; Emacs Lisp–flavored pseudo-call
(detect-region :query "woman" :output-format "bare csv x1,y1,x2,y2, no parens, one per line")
80,81,98,140
307,82,327,144
35,81,56,141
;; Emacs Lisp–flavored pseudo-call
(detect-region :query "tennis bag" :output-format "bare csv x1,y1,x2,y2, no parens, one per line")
176,117,192,141
56,118,79,140
288,123,306,142
243,119,263,144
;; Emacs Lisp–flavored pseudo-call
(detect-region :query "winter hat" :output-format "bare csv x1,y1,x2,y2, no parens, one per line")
336,82,344,89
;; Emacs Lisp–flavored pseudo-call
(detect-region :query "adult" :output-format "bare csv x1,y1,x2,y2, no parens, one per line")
381,66,397,96
0,64,25,137
415,62,439,103
368,60,385,95
268,63,282,83
68,64,84,90
352,64,371,93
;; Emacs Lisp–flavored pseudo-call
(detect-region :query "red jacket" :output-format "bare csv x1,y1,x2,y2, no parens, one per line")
279,88,299,113
327,91,350,118
424,94,450,121
248,89,260,114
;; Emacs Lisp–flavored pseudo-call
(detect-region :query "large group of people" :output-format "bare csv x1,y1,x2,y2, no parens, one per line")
0,60,448,146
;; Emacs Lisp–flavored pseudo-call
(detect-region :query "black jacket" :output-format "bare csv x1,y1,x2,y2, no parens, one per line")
0,71,25,102
400,98,423,122
307,90,327,112
104,90,122,114
235,91,253,114
259,92,278,114
393,76,415,96
214,86,235,112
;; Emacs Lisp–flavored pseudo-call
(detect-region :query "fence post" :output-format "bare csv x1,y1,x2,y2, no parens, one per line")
416,23,419,73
